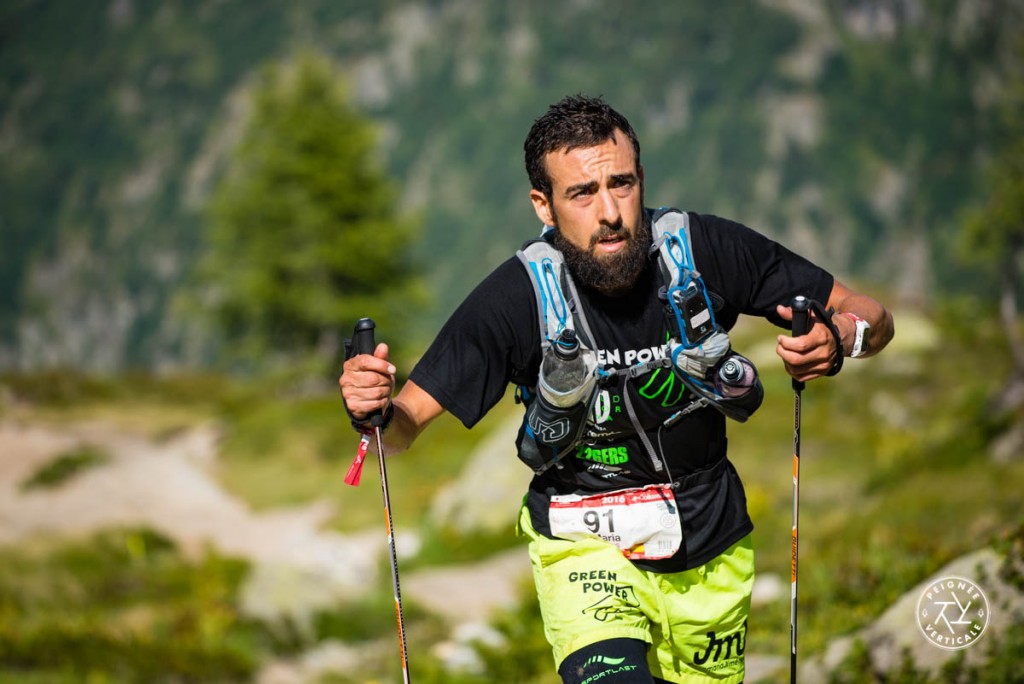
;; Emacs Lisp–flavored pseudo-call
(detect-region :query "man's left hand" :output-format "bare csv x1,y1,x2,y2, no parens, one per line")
774,304,838,382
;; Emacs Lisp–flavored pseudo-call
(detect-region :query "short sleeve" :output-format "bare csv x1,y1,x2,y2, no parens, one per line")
409,258,540,428
689,213,834,329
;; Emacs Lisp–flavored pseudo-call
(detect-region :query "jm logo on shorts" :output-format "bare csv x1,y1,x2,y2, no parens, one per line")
693,621,747,667
916,576,989,650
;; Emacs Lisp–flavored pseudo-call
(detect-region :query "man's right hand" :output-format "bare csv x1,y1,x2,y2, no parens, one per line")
340,342,396,422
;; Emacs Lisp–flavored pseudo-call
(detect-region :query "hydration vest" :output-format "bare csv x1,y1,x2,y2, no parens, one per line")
515,207,763,477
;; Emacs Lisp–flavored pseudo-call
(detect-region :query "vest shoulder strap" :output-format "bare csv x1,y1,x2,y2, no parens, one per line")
650,207,699,287
515,236,597,350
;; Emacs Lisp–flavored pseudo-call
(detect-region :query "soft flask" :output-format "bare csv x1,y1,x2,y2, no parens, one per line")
525,329,597,449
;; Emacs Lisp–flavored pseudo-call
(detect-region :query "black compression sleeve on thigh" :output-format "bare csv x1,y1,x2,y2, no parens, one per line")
558,638,654,684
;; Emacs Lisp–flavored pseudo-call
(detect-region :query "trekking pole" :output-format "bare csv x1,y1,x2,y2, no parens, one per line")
789,295,810,684
349,318,411,684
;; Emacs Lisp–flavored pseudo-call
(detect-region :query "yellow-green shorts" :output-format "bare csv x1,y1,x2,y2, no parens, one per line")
519,505,754,683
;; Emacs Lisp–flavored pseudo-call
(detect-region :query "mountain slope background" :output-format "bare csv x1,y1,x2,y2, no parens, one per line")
1,0,1022,371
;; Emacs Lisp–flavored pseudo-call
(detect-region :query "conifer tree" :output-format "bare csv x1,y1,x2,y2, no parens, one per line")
200,52,419,373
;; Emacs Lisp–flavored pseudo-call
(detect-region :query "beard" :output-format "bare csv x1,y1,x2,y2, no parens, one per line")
552,210,652,296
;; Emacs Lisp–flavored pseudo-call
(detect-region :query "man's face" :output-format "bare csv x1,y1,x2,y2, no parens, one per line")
529,129,649,295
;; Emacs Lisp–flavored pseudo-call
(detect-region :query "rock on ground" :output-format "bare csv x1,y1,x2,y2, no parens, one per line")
429,412,532,535
802,547,1024,679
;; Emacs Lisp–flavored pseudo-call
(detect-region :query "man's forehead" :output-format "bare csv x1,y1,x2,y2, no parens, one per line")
548,128,632,159
545,131,637,183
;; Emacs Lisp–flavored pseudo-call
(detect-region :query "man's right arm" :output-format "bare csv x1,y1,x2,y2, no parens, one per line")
339,343,445,455
341,256,537,452
384,379,445,453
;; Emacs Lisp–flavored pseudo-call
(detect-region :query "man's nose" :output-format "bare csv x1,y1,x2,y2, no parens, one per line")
596,188,621,227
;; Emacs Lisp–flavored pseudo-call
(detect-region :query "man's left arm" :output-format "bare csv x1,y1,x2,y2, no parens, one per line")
775,279,895,382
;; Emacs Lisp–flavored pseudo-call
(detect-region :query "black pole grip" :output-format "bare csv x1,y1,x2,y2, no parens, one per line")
351,318,384,427
352,318,377,356
791,296,811,338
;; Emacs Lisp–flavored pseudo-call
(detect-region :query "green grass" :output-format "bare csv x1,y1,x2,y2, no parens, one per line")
20,446,110,491
0,529,270,683
212,387,520,534
0,370,245,439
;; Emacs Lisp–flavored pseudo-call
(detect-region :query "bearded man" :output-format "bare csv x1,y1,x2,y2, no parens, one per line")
341,95,893,683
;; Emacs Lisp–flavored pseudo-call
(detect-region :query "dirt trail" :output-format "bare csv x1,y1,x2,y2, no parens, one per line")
0,419,528,618
0,420,382,585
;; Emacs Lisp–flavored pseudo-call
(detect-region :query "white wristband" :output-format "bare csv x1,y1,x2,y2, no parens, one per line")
843,313,870,358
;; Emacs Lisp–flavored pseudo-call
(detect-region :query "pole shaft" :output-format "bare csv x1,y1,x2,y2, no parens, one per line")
376,425,411,683
791,392,801,684
789,295,810,684
351,318,410,682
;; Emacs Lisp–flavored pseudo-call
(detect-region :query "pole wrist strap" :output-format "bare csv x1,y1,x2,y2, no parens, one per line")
347,400,395,434
807,299,844,377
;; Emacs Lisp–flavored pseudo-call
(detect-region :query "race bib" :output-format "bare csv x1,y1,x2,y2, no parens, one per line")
548,485,682,560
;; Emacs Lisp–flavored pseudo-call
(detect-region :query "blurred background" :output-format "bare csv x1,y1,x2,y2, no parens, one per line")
1,0,1022,682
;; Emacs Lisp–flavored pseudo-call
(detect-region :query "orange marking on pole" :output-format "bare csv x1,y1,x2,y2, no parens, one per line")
791,529,798,583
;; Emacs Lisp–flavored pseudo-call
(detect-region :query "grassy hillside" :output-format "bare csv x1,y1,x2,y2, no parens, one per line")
1,298,1021,682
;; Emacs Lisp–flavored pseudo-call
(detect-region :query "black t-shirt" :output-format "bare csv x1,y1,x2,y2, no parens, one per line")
411,211,834,571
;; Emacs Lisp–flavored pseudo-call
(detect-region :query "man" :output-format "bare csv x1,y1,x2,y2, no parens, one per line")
341,95,893,683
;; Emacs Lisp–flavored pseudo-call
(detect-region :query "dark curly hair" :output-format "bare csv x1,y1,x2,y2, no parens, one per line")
524,94,641,199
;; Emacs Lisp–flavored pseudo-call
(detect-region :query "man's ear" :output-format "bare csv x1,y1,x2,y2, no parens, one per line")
530,189,555,227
